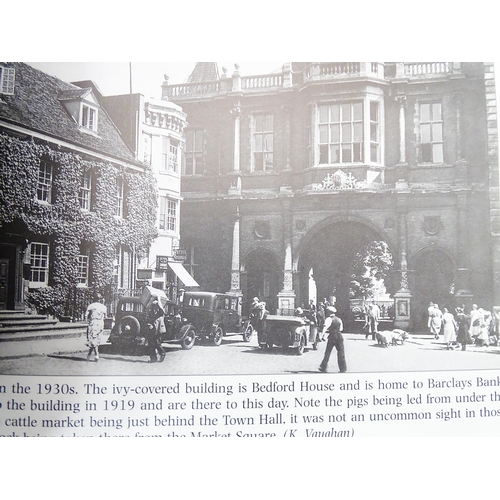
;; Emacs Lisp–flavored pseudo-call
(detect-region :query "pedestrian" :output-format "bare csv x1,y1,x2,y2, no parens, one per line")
250,297,267,346
469,304,481,342
442,307,457,350
147,299,166,363
319,306,347,373
365,303,380,340
476,309,491,347
455,307,471,351
428,303,443,340
85,294,107,362
316,303,326,339
491,307,500,346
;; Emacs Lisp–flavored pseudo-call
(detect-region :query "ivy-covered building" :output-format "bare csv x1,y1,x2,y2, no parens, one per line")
0,62,158,317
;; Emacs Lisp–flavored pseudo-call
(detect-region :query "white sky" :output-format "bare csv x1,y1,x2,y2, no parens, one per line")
26,62,284,99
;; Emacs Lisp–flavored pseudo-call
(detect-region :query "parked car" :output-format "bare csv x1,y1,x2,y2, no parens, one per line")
181,291,253,346
109,296,196,351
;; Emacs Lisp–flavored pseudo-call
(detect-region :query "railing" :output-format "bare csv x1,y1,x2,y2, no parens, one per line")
242,73,283,89
166,81,220,98
163,62,456,100
304,62,383,80
404,62,450,76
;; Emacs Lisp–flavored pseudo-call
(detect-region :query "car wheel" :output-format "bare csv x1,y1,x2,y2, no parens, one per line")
120,315,141,337
242,323,253,342
212,326,223,346
180,326,196,350
296,332,306,355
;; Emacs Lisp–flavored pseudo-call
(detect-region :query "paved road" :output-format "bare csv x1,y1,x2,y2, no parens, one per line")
2,330,500,376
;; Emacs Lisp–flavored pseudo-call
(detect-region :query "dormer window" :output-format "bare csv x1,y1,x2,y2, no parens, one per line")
58,87,99,134
81,104,97,131
0,66,15,95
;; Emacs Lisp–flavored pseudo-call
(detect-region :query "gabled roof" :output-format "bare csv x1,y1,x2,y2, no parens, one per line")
0,62,137,164
187,62,219,83
57,87,92,101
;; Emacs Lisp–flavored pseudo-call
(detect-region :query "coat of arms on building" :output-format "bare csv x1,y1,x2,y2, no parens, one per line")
313,170,366,191
422,216,443,235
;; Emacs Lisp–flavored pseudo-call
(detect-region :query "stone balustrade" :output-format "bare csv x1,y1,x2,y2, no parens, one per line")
162,63,458,100
404,62,450,76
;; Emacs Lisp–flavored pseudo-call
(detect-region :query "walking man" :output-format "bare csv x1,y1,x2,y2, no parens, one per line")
319,306,347,373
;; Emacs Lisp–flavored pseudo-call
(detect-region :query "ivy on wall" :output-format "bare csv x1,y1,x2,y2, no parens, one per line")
0,132,158,316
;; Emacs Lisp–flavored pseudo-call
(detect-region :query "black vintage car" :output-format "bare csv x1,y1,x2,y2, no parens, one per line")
261,314,319,355
108,296,196,351
181,291,253,346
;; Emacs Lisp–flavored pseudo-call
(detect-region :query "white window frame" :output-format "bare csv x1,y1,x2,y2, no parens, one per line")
37,160,53,203
113,246,122,287
29,242,49,288
115,178,124,218
0,66,15,95
79,169,92,210
77,255,89,287
370,101,380,163
162,137,180,173
80,103,98,132
252,114,274,172
184,129,204,175
143,133,152,165
317,102,363,165
418,101,444,164
159,196,178,232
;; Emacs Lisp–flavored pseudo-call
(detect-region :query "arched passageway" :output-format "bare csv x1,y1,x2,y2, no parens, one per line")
297,219,394,323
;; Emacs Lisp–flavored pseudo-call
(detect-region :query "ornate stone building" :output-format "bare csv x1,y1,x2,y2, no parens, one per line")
103,92,198,297
162,62,499,330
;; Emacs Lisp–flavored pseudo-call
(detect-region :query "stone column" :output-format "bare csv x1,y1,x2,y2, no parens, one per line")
455,193,473,309
228,102,242,196
227,207,242,314
282,104,291,172
394,202,412,330
397,96,406,164
395,96,409,184
277,200,296,314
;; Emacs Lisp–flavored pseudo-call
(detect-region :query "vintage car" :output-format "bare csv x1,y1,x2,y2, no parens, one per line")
108,296,196,351
181,291,253,346
260,313,318,355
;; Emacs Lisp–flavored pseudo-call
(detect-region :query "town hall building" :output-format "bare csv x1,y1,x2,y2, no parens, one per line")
162,62,499,331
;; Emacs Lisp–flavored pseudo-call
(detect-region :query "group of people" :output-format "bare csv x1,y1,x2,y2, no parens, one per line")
428,302,500,350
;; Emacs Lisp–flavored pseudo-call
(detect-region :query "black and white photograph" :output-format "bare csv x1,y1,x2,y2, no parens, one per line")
0,61,499,377
2,10,500,500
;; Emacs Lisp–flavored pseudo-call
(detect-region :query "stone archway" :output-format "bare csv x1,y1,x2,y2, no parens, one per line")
241,247,281,315
410,246,455,332
296,217,395,322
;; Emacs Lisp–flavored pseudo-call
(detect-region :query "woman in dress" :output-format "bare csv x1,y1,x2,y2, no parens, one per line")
469,304,481,343
85,294,107,362
429,303,443,340
442,307,457,350
476,309,491,347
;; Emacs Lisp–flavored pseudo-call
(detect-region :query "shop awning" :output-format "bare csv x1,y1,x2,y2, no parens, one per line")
168,262,199,287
